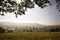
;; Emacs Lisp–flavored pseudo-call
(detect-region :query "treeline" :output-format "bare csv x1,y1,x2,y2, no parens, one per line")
49,28,60,32
0,27,60,33
0,27,14,33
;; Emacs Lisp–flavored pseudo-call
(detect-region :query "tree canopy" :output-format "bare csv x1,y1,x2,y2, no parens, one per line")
56,0,60,11
0,0,59,18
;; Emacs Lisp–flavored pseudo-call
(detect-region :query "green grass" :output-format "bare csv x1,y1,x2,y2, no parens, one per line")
0,32,60,40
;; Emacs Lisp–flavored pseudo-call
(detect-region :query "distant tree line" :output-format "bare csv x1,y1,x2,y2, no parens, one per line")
0,26,60,33
0,27,14,33
49,28,60,32
0,27,5,33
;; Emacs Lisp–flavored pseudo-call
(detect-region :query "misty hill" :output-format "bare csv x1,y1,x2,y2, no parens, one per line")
0,22,46,32
0,22,45,28
0,22,60,32
0,22,60,29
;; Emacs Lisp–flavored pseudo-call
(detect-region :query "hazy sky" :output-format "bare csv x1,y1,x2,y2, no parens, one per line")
0,0,60,25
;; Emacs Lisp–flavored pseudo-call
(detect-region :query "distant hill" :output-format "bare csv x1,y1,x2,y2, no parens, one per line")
0,22,60,32
0,22,45,29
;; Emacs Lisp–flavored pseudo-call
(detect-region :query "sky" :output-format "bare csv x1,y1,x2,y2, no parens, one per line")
0,0,60,25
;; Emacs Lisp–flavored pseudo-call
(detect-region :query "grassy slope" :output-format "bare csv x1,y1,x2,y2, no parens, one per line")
0,32,60,40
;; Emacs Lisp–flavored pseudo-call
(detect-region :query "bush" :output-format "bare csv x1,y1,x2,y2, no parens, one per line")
7,30,14,33
49,28,60,32
0,27,5,33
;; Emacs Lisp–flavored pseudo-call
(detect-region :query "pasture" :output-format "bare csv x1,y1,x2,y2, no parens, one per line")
0,32,60,40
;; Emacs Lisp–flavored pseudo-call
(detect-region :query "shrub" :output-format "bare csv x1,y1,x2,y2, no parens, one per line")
0,27,5,33
7,30,14,33
49,28,60,32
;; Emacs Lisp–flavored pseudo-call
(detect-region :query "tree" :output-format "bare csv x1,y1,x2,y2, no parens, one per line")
0,27,5,33
49,28,60,32
7,30,14,33
0,0,60,18
56,0,60,11
0,0,50,18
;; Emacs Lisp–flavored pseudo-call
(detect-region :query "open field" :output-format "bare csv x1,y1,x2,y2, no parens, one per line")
0,32,60,40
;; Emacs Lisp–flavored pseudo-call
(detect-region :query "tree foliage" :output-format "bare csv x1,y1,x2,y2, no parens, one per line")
0,27,5,33
49,28,60,32
56,0,60,11
0,0,60,18
1,0,60,18
0,0,50,17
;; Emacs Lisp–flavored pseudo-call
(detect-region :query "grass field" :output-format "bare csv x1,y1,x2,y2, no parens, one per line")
0,32,60,40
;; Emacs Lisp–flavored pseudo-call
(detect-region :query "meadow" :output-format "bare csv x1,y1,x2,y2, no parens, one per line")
0,32,60,40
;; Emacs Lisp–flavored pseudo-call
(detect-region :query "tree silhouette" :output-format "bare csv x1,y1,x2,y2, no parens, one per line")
0,27,5,33
56,0,60,11
49,28,60,32
0,0,50,17
0,0,59,18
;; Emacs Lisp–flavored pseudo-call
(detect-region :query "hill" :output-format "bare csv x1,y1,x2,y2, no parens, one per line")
0,22,60,32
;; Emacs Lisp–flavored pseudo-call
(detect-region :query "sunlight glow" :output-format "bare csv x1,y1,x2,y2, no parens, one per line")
0,0,60,25
15,0,22,4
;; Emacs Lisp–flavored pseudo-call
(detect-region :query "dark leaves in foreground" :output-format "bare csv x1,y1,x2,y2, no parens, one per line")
56,0,60,12
0,0,50,18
